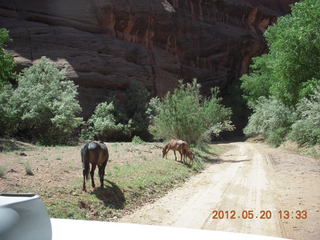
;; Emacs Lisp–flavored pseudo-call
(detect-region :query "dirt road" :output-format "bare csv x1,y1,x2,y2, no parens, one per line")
120,142,320,240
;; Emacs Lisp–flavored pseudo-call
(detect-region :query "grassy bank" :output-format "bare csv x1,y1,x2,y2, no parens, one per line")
0,140,222,221
46,158,200,220
280,141,320,160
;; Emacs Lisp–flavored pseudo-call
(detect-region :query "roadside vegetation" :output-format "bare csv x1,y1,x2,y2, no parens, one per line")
0,165,6,177
0,28,15,88
0,27,233,146
241,0,320,148
47,158,199,220
149,80,234,145
0,141,224,220
0,26,233,221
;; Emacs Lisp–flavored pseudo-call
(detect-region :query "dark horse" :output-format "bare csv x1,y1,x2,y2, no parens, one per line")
81,141,109,191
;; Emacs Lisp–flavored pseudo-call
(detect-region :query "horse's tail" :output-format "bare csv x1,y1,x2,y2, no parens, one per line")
81,143,90,180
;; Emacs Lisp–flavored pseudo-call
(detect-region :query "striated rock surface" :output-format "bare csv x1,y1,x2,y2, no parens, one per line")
0,0,296,118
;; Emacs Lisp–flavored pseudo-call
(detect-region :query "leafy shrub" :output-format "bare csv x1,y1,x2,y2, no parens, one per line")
241,0,320,107
240,54,273,107
83,81,151,141
132,135,144,144
0,28,16,88
0,165,7,177
241,1,320,146
82,101,131,141
0,28,16,135
289,87,320,145
0,85,18,136
266,127,289,147
265,0,320,105
149,80,234,145
125,81,150,138
3,56,83,144
244,97,295,145
146,97,161,126
24,161,34,176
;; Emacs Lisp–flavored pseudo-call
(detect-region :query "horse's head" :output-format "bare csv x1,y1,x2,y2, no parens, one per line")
185,149,194,160
162,147,166,158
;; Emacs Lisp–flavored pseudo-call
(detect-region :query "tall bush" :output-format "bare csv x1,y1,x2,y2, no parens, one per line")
7,56,83,144
241,0,320,147
125,81,150,138
0,28,16,136
241,0,320,107
240,54,273,107
149,80,234,145
0,85,17,136
0,28,15,88
244,97,295,146
82,101,131,141
289,87,320,145
83,81,151,141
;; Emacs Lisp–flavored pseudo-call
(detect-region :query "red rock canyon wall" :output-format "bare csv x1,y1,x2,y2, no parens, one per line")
0,0,296,118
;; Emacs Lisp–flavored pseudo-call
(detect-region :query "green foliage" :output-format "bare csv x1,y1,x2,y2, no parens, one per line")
266,127,289,147
242,1,320,147
244,97,295,145
0,165,7,177
24,161,34,176
241,0,320,106
83,101,130,141
245,88,320,147
83,81,151,141
1,57,83,144
132,135,144,144
0,85,18,136
240,54,273,107
150,80,234,145
0,28,16,88
289,88,320,145
146,96,161,125
265,0,320,105
125,81,150,138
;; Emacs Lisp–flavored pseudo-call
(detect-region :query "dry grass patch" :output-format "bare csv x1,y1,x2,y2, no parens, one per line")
0,140,223,221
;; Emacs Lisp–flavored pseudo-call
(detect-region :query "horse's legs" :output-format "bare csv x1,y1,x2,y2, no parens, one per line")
164,148,169,159
179,150,183,162
82,168,87,191
174,150,177,161
90,163,96,188
163,145,168,159
98,162,107,188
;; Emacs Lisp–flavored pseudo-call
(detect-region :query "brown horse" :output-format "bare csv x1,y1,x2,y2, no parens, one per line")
162,139,190,162
81,141,109,191
183,148,194,164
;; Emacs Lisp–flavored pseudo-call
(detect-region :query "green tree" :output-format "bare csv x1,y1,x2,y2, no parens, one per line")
240,54,273,107
125,81,150,138
0,28,16,87
83,81,151,141
7,56,83,144
150,80,234,145
266,0,320,105
289,88,320,145
244,97,295,146
82,101,131,141
241,0,320,106
0,84,17,136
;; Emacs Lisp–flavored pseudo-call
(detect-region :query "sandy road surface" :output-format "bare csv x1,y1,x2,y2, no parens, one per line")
120,142,320,240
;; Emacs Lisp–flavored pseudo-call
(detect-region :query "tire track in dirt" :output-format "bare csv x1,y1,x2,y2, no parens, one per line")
120,142,320,240
203,143,285,237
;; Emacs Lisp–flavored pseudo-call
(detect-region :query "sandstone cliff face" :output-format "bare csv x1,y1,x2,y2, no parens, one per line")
0,0,295,118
